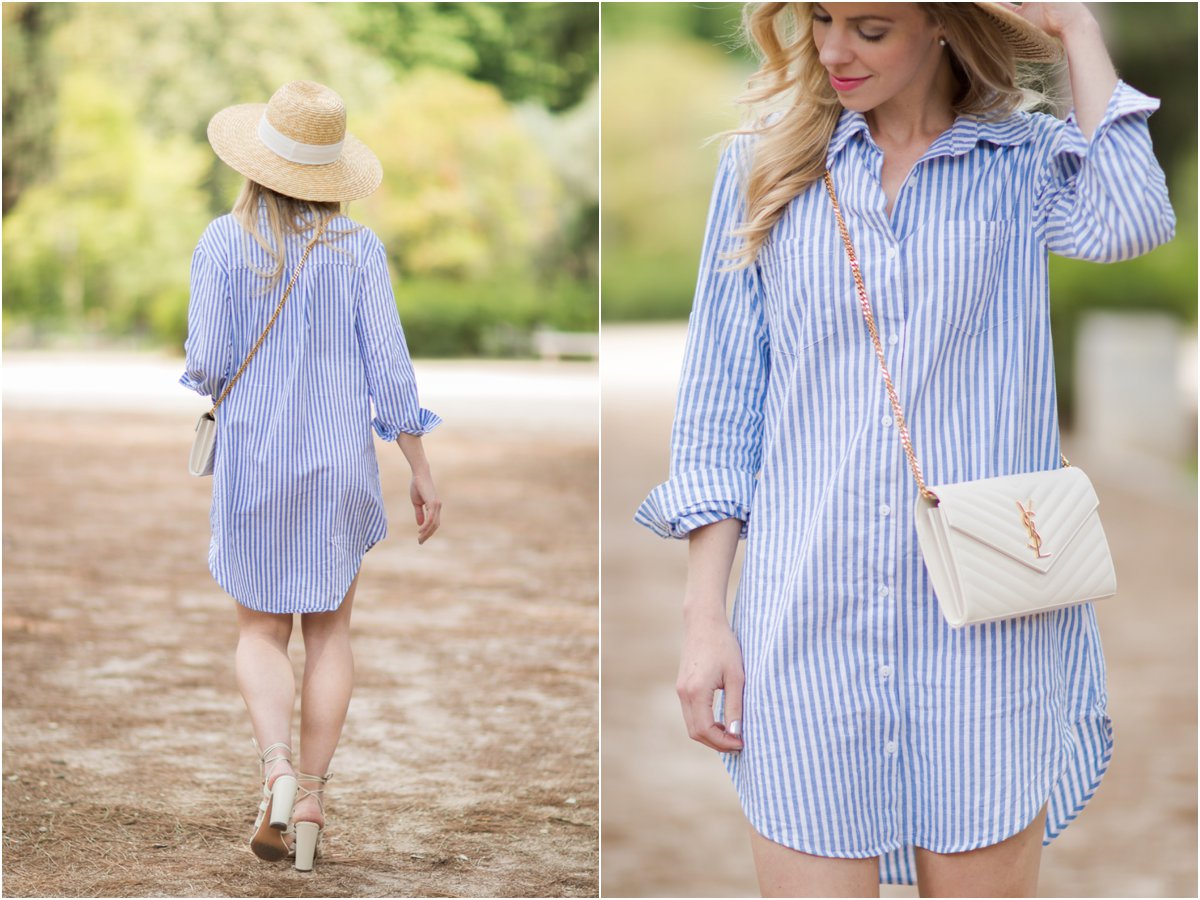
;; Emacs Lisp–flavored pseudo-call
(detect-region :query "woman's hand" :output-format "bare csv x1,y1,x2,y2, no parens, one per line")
998,1,1095,41
678,518,746,752
1001,1,1116,140
677,606,745,752
409,469,441,544
395,433,440,543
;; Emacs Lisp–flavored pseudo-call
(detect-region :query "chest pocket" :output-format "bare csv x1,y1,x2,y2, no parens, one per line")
926,219,1014,336
758,243,855,357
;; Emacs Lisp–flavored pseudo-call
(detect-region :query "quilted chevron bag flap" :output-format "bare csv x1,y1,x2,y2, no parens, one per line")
914,468,1116,627
823,172,1116,627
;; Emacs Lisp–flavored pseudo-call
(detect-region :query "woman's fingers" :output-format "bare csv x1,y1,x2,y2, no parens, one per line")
677,673,744,753
722,668,745,749
410,474,441,543
676,610,747,753
416,498,442,543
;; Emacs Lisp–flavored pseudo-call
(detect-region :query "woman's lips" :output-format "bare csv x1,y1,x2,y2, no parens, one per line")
830,73,870,92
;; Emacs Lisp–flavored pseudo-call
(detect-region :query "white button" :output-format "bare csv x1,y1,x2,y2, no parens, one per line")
886,246,898,260
885,741,897,754
880,665,893,678
880,504,891,516
881,415,893,426
879,585,891,597
888,334,899,345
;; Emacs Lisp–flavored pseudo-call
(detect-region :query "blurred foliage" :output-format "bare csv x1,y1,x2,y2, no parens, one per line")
601,33,751,320
354,70,562,279
3,68,212,339
2,2,597,356
335,3,598,113
395,273,598,357
2,4,64,214
600,1,748,55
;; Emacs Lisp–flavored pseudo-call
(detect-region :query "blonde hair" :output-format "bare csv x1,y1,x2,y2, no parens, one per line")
727,2,1059,267
232,180,359,287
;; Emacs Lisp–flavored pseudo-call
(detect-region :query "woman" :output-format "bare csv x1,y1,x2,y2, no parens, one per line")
180,81,442,871
636,3,1173,896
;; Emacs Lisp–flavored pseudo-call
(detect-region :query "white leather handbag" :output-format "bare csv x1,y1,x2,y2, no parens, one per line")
822,172,1117,628
187,224,325,477
189,411,217,476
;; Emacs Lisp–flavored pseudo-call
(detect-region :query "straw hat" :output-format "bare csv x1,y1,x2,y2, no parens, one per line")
971,2,1064,62
207,81,382,202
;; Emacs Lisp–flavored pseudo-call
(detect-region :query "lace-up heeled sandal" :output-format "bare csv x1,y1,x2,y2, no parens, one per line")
249,739,298,861
290,771,332,872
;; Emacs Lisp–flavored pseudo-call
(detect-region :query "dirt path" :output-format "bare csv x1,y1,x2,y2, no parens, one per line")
3,404,598,897
601,324,1196,898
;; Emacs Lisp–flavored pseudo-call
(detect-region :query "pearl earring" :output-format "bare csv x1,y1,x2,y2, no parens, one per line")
939,38,947,47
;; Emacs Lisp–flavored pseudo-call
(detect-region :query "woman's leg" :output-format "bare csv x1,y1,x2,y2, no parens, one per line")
235,604,297,781
294,571,360,824
913,803,1048,898
749,827,881,898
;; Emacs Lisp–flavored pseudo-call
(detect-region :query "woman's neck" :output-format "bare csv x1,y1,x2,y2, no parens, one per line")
864,60,958,152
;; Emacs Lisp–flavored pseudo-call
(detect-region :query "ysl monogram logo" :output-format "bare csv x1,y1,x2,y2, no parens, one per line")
1016,499,1051,559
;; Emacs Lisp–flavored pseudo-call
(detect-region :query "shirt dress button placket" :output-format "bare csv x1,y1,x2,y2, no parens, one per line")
874,238,905,830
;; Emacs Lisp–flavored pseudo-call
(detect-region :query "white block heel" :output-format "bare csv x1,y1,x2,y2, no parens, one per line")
288,770,332,872
292,821,321,872
268,774,298,829
249,739,295,861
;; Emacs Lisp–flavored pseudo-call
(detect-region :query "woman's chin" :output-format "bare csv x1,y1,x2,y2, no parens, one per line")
836,94,878,114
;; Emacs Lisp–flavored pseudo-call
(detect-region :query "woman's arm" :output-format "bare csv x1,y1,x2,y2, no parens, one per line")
1013,3,1117,140
396,432,441,544
179,242,233,400
1024,4,1175,261
677,518,745,753
635,136,769,751
355,242,443,441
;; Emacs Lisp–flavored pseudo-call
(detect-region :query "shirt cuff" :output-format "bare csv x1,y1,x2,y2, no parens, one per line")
179,371,211,399
634,468,756,540
371,407,443,441
1055,79,1161,159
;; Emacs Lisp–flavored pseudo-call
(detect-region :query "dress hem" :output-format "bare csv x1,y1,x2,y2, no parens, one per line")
210,529,385,614
728,706,1114,886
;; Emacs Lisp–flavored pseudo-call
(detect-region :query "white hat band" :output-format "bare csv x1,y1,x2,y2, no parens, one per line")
257,115,344,165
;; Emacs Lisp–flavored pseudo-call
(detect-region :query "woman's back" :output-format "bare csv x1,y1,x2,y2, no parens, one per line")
183,210,439,613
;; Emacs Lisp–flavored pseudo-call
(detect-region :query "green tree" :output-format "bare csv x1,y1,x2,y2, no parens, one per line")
335,2,598,111
2,3,598,354
3,69,211,340
353,69,563,280
2,3,64,215
601,33,751,320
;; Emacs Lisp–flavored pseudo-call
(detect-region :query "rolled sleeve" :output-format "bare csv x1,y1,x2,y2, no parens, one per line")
355,245,442,440
1034,79,1176,261
179,242,232,401
634,136,770,540
635,468,756,540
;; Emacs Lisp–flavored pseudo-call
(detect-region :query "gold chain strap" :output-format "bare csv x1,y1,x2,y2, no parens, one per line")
820,171,1068,504
207,222,326,417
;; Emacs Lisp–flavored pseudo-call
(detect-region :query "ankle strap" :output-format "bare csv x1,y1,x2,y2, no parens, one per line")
295,771,332,811
252,739,294,778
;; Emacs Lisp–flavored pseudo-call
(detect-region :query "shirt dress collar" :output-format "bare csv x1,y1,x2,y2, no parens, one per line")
824,107,1035,168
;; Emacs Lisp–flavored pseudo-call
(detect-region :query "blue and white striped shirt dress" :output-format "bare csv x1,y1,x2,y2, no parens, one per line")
636,80,1175,885
181,212,441,614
